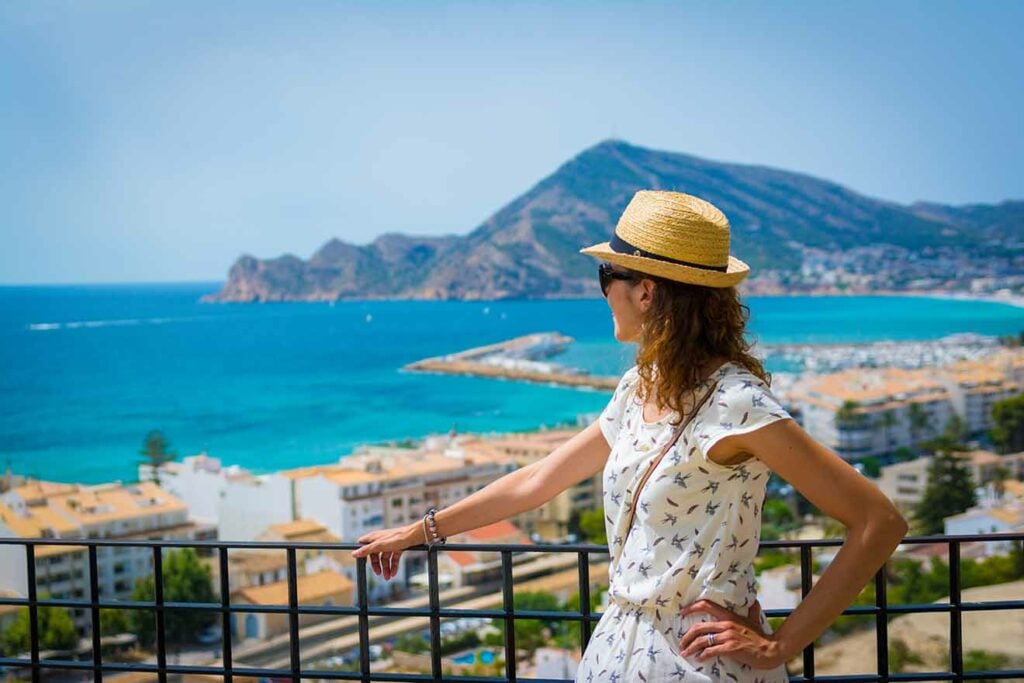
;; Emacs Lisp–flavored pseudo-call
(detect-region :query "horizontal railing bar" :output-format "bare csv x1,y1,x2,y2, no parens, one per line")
1,530,1020,550
0,657,640,683
3,595,1020,620
0,658,1019,682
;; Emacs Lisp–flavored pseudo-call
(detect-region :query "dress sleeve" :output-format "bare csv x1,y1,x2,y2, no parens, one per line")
693,372,794,459
598,366,640,446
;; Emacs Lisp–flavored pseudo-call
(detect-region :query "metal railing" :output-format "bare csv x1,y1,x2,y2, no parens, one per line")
0,532,1022,681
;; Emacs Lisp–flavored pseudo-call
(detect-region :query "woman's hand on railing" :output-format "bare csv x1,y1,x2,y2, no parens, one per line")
351,523,425,581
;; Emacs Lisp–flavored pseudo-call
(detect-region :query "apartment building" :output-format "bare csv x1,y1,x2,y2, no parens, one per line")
876,450,1024,512
289,440,517,592
939,359,1019,434
0,481,196,629
466,429,601,540
795,367,954,459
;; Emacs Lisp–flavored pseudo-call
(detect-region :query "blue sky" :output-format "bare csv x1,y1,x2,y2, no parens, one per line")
2,1,1022,284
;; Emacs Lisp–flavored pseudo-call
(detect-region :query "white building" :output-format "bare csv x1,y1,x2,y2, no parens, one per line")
0,481,197,629
877,451,1024,512
944,503,1024,556
141,454,294,541
939,360,1019,435
292,442,516,594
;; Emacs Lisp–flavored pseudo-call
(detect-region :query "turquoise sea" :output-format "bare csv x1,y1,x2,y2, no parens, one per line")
2,283,1023,484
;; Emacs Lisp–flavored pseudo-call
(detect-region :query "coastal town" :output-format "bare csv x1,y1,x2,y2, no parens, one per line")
2,333,1024,680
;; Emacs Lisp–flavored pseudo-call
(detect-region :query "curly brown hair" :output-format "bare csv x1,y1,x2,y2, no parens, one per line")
631,273,770,423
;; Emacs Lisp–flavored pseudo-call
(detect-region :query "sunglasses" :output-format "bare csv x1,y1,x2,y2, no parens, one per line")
598,262,639,297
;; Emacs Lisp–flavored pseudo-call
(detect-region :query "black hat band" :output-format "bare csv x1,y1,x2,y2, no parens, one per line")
609,234,728,273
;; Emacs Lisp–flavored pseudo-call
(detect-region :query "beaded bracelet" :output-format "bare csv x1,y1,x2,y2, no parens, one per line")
422,506,447,546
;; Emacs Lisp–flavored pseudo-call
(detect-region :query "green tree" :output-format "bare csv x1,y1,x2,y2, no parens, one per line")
394,632,428,654
556,588,606,649
908,402,931,449
991,393,1024,454
762,499,795,529
128,548,216,646
100,608,129,636
963,649,1011,674
578,508,608,545
858,455,882,479
835,400,866,428
891,447,918,464
880,410,899,454
139,430,177,485
489,591,562,653
1,599,78,655
920,414,969,455
912,451,977,535
888,637,925,672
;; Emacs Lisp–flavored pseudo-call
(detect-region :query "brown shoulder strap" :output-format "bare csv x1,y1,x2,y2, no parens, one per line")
623,381,718,535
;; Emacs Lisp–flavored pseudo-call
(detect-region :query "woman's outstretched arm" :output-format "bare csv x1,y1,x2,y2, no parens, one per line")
350,420,611,579
680,418,909,667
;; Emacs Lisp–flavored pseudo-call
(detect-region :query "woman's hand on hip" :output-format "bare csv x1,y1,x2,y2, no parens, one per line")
351,523,424,581
678,599,785,670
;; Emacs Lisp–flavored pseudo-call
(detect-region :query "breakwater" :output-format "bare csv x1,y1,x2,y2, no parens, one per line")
403,332,619,391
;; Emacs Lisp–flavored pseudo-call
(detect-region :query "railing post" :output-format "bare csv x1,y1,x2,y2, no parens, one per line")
153,546,168,683
356,557,371,683
88,544,103,682
502,550,517,683
217,546,233,682
427,548,443,680
874,561,889,683
800,544,814,681
949,540,963,681
25,543,39,683
577,550,592,649
286,547,301,683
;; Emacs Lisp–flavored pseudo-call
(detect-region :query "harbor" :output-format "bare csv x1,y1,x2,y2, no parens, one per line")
403,332,619,391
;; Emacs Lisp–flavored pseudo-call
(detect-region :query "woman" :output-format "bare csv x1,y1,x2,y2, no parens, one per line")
353,190,909,682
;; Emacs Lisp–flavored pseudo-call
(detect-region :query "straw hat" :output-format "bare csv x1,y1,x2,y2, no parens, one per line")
580,190,749,288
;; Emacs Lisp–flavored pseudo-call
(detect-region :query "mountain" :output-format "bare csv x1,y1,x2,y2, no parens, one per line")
201,140,1020,302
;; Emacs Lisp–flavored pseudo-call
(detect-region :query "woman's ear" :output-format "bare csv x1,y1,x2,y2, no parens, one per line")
636,277,657,313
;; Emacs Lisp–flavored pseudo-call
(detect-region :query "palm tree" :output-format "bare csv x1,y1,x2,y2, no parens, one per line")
835,400,862,427
139,430,176,486
881,409,899,455
836,400,866,456
908,402,931,451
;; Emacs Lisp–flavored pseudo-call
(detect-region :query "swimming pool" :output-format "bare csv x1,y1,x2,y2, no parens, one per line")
451,649,497,665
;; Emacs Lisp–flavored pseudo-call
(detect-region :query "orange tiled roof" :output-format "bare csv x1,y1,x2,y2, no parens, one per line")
464,520,530,543
233,569,353,605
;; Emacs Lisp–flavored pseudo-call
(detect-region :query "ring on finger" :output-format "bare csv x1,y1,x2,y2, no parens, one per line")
706,632,715,647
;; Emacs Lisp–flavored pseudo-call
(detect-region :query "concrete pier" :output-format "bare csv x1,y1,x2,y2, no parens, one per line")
403,332,618,391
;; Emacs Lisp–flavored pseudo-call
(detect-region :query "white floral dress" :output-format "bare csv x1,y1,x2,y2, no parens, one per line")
576,362,793,683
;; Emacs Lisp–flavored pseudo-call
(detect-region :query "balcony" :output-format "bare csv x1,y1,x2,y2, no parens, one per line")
0,533,1022,681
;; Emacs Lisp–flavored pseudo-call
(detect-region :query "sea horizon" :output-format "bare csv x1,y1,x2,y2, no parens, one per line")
3,283,1024,485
